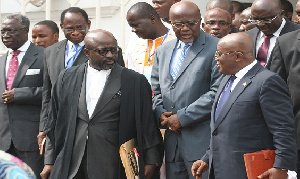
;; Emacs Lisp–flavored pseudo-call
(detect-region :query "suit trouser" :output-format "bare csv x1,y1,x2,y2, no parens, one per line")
7,141,43,179
166,145,208,179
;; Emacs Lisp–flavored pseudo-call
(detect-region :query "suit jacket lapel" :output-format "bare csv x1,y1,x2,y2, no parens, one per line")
213,63,262,130
12,44,38,88
78,67,89,122
73,49,88,66
57,39,67,71
90,64,123,119
0,53,8,92
166,40,177,82
173,31,205,83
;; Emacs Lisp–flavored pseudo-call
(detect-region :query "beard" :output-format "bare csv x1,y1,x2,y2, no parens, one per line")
90,57,116,71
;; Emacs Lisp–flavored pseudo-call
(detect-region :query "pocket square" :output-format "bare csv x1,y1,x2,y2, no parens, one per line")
25,69,40,75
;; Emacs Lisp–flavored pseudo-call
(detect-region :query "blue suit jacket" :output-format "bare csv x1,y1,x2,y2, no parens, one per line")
202,62,297,178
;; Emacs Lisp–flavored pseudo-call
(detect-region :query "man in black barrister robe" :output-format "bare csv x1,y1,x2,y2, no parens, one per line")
44,29,162,179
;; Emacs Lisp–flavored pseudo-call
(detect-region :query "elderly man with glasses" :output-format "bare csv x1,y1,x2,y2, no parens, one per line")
0,14,45,178
151,1,223,178
246,0,300,69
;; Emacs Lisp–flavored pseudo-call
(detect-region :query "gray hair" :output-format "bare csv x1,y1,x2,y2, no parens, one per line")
3,14,30,29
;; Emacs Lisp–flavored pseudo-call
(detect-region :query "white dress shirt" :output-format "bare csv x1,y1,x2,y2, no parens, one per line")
255,18,286,65
85,63,111,118
231,60,257,92
65,40,85,61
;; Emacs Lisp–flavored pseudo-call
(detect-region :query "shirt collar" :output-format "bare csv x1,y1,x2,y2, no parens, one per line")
87,62,111,75
259,18,286,38
9,40,31,53
235,60,258,79
176,40,193,49
67,40,85,49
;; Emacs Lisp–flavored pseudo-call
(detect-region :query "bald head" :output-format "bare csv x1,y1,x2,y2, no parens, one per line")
84,29,117,49
84,29,118,71
203,8,232,38
170,1,201,42
206,0,233,14
251,0,281,14
216,33,255,75
170,1,200,18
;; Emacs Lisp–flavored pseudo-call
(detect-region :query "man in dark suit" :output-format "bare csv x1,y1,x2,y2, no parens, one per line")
269,28,300,175
44,29,162,179
246,0,300,68
151,1,222,178
0,14,44,177
191,32,297,179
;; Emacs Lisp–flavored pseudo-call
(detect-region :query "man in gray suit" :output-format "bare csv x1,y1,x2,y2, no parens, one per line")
191,32,297,179
44,29,162,179
0,14,44,177
151,1,222,178
246,0,300,68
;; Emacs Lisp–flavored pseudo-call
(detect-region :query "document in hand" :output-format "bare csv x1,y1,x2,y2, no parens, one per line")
243,149,275,179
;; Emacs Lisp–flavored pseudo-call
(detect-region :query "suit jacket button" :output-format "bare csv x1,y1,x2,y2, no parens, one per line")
170,85,175,89
171,105,175,109
212,131,217,136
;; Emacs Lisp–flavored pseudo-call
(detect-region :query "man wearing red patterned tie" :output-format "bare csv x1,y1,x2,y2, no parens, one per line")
0,14,44,178
246,0,300,69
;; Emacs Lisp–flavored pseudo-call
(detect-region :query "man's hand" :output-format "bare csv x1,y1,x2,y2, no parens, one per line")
2,89,15,104
258,167,288,179
191,160,208,179
160,111,173,122
40,165,53,179
161,114,181,132
144,164,157,179
37,132,46,147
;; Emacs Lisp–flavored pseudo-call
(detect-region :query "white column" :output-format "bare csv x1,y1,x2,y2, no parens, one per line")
45,0,51,20
96,0,101,28
115,0,131,50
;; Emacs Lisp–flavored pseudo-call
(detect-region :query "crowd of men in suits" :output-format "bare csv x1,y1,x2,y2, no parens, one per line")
1,0,300,178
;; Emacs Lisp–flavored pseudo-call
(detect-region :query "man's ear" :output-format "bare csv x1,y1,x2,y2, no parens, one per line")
54,33,59,42
87,20,91,30
83,48,89,57
235,52,244,62
150,14,156,23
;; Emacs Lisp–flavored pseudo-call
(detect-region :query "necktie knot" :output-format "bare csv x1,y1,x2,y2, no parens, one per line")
264,34,273,40
11,50,21,57
182,44,190,56
72,43,79,51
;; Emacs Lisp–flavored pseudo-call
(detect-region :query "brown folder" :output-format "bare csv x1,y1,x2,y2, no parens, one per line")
243,149,275,179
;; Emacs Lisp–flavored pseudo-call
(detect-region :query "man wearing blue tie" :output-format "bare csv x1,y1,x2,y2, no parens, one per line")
191,32,297,179
151,1,222,178
39,7,91,178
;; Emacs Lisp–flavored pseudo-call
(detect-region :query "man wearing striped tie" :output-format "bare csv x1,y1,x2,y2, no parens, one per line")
151,1,223,178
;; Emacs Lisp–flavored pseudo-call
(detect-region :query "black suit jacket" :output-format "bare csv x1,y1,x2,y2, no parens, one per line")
202,62,297,178
0,43,44,151
45,63,162,178
246,19,300,68
270,29,300,149
40,40,125,131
